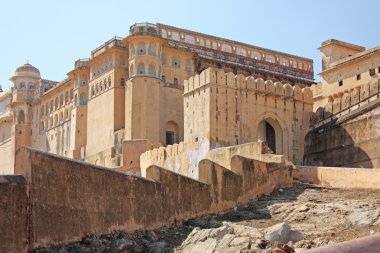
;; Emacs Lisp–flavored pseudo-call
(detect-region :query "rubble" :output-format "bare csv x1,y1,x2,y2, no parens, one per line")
32,183,380,253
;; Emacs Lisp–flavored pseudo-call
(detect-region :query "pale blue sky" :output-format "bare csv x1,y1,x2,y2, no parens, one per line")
1,0,379,89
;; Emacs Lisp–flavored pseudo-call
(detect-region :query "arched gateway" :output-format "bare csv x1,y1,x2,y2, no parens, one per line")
257,117,283,155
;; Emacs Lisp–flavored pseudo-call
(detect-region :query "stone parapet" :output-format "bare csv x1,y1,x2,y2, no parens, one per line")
183,68,313,104
0,147,292,252
297,166,380,189
310,78,380,128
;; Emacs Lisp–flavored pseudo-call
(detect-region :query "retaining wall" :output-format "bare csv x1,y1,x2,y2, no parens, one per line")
0,147,292,252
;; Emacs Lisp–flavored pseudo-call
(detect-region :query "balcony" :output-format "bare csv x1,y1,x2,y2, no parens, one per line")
129,23,159,36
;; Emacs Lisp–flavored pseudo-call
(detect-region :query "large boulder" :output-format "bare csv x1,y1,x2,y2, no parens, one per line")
265,222,303,244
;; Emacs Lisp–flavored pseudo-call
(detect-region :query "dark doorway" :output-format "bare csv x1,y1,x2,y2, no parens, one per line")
166,131,174,145
266,121,276,153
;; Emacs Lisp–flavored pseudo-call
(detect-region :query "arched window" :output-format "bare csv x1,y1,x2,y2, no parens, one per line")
41,105,45,117
236,47,247,56
148,64,156,76
96,83,99,93
172,56,180,68
50,101,53,112
60,94,64,106
137,63,145,75
221,44,232,53
137,41,146,55
172,32,180,41
129,64,135,77
79,93,87,105
185,59,191,71
184,35,195,44
46,103,49,115
18,110,25,124
19,82,25,90
54,114,58,126
251,51,261,60
40,121,45,132
265,55,275,63
74,94,78,106
28,82,35,90
280,58,289,66
103,78,107,90
148,43,156,56
64,109,68,120
173,77,179,86
119,55,126,66
65,91,69,103
50,117,53,128
91,86,94,97
55,97,59,109
130,44,136,56
161,53,167,65
99,81,103,91
59,112,63,123
120,78,125,86
108,76,112,87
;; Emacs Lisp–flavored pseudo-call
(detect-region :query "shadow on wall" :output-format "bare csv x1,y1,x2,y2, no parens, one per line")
304,122,373,168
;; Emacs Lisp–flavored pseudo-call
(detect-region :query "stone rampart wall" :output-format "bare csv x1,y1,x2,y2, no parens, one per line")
304,100,380,168
0,147,292,252
310,79,380,127
297,166,380,189
0,175,28,253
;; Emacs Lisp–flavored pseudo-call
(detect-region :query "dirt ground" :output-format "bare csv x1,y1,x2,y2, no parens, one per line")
33,183,380,252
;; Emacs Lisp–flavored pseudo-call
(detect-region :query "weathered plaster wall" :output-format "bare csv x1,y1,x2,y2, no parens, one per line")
297,166,380,189
121,139,151,175
124,77,183,146
140,141,287,179
2,147,292,252
0,175,28,253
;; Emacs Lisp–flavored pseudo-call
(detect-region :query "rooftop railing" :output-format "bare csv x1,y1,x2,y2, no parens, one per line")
129,23,159,36
74,58,90,69
91,36,125,58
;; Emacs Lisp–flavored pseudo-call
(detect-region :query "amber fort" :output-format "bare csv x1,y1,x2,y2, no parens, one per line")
1,22,380,252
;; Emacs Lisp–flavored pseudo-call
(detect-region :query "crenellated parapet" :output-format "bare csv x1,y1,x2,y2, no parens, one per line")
140,141,187,177
184,67,313,104
310,78,380,127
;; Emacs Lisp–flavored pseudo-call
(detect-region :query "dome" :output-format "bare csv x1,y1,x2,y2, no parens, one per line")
10,62,41,80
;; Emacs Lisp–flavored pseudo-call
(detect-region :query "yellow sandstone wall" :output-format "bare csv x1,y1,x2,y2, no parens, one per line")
3,147,292,252
140,67,313,178
298,166,380,189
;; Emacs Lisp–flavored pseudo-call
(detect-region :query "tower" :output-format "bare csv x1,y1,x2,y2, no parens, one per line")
8,63,41,171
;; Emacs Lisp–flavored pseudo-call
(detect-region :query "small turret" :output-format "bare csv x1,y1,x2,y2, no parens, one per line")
9,62,41,103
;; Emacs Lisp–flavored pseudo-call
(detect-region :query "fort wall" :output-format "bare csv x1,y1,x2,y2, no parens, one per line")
1,147,292,252
184,68,313,167
305,81,380,168
297,166,380,189
310,78,380,127
140,68,313,178
0,175,28,253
